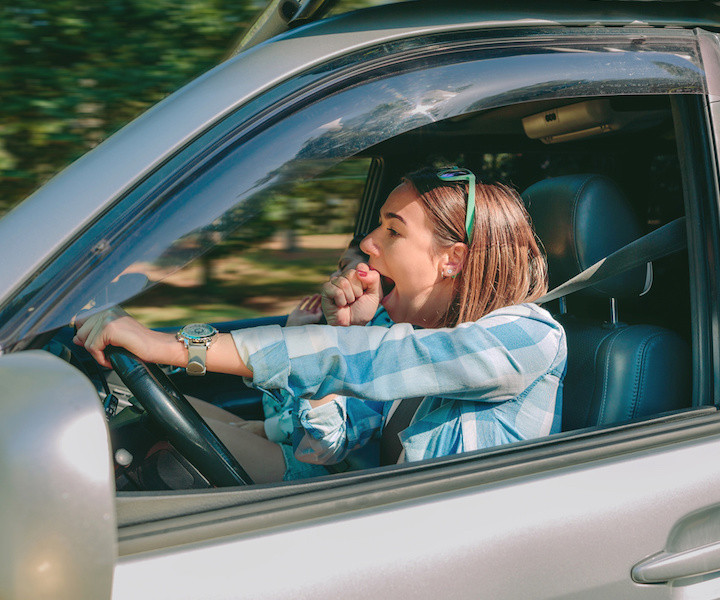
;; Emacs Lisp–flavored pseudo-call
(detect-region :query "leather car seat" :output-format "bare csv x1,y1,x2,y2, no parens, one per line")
522,174,691,431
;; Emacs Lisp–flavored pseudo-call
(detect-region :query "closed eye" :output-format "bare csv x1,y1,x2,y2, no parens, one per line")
378,213,403,238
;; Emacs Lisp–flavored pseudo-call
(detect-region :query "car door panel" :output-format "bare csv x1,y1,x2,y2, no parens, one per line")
113,427,720,599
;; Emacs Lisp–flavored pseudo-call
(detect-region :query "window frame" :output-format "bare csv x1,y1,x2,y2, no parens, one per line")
113,28,720,556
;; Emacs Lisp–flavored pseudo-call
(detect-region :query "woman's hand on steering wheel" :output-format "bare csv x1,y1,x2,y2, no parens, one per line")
321,263,383,326
74,307,254,486
73,307,181,369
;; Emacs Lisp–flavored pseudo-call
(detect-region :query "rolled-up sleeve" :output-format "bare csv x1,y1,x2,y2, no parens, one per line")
293,396,384,464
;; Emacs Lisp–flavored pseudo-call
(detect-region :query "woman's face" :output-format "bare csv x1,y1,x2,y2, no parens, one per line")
360,182,444,301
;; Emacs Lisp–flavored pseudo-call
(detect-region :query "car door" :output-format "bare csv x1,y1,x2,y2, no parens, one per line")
96,26,720,599
2,13,719,599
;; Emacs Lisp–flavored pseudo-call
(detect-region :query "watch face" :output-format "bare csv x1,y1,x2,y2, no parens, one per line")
181,323,218,341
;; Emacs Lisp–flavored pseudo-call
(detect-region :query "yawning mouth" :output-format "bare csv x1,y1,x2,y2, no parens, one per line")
380,274,394,295
366,264,394,296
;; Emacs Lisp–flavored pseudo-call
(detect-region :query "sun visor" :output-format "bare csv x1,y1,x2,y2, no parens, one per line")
522,99,664,144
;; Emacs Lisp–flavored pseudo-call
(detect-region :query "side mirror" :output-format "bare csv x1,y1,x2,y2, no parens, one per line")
0,350,116,599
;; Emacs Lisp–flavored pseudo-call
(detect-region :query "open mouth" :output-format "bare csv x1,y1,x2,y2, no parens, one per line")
361,256,394,296
379,274,394,295
365,263,395,296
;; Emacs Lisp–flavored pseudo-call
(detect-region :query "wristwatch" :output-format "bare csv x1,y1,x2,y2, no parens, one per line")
176,323,218,376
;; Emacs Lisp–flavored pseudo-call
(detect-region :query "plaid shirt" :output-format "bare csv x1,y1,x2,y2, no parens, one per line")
233,303,566,465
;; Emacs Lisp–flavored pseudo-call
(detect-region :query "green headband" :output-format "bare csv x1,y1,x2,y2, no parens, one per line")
436,166,476,242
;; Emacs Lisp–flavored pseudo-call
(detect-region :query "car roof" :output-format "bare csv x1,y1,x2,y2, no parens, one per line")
280,0,720,46
239,0,720,52
1,0,719,309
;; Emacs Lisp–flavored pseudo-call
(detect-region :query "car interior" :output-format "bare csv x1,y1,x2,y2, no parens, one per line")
44,93,696,494
366,95,693,429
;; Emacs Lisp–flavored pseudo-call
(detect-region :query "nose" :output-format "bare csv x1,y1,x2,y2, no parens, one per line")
360,229,379,257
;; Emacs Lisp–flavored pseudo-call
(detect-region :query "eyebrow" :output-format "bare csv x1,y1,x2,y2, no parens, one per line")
381,211,406,225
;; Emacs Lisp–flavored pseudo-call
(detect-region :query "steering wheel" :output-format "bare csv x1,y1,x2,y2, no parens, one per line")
106,346,253,486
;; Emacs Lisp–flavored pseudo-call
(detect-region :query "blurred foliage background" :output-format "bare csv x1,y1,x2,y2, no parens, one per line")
0,0,394,324
0,0,400,216
0,0,266,214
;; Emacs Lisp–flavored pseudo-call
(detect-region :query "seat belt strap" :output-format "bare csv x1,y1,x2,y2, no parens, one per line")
379,396,424,466
537,217,687,305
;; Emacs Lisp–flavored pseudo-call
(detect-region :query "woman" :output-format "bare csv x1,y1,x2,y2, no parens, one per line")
75,166,566,483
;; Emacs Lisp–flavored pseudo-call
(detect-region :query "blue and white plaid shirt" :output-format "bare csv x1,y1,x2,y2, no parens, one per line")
233,302,566,466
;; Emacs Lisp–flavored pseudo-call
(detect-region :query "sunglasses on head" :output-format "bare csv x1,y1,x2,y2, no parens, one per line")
436,167,476,243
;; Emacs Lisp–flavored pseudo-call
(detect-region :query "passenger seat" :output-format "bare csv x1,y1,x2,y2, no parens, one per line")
522,174,691,431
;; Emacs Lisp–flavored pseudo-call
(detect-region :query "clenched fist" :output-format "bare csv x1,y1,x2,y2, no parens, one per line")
321,263,383,326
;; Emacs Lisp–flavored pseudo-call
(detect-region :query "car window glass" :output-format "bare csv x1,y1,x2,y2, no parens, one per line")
123,159,368,327
1,32,705,344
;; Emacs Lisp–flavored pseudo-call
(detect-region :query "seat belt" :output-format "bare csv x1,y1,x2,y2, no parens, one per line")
536,216,687,305
379,397,424,466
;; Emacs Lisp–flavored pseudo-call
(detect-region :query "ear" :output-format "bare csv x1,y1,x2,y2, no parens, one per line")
441,242,468,277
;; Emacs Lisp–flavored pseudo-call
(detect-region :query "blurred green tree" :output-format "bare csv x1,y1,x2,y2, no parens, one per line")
0,0,259,213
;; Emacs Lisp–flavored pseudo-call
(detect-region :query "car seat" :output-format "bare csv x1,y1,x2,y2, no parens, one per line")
522,174,691,431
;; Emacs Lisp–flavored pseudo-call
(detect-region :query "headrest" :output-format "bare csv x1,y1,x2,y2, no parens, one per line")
522,174,649,299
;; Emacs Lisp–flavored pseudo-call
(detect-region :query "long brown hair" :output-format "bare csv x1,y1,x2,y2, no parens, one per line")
404,167,547,326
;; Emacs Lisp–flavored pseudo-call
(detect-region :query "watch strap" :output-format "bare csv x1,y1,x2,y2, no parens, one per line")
186,343,207,376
